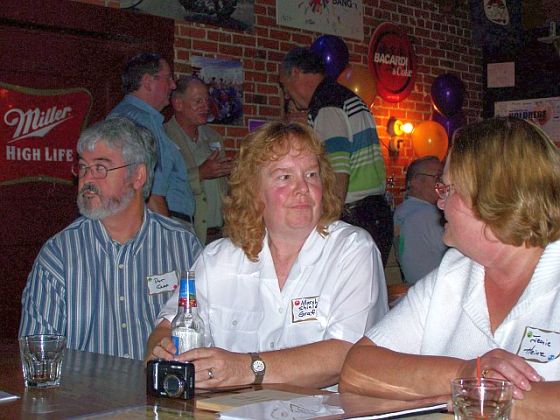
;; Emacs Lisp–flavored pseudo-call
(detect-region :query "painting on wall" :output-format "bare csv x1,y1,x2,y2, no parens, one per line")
190,56,244,126
120,0,254,32
276,0,364,41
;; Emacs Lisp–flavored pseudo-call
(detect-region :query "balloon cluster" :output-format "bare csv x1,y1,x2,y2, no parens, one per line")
310,35,377,107
410,74,465,161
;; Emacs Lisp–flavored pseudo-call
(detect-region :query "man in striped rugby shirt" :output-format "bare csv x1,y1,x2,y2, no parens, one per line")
280,47,393,266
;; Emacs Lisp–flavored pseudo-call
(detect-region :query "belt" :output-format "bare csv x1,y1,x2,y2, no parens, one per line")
344,194,385,210
207,227,222,236
169,211,193,223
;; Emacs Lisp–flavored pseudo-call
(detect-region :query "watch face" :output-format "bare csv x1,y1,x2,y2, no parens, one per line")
252,359,265,373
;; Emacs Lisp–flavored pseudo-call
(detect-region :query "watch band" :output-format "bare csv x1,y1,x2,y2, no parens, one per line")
249,352,265,385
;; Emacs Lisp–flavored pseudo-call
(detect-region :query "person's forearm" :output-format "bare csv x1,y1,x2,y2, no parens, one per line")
261,339,352,388
339,339,463,400
334,172,349,205
511,381,560,419
145,320,172,362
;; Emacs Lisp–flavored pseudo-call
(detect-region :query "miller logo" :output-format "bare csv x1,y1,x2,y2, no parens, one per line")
0,82,91,184
5,105,73,143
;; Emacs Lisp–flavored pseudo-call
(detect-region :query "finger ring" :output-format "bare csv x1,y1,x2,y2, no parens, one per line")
208,368,214,379
481,368,490,378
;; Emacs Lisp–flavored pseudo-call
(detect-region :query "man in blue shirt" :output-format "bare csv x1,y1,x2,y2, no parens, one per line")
109,52,195,223
19,118,202,360
393,156,447,284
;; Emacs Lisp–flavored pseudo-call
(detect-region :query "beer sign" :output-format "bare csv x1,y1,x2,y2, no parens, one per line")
0,83,92,185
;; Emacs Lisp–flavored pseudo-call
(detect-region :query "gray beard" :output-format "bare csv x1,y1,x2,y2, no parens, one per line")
77,183,135,220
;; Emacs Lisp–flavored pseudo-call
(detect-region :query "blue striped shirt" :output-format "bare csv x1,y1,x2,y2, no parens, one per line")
19,209,202,360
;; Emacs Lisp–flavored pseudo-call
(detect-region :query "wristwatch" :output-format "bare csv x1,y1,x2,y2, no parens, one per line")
249,352,266,385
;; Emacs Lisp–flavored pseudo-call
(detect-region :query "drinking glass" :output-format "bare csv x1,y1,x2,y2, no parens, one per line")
19,334,66,388
451,378,513,420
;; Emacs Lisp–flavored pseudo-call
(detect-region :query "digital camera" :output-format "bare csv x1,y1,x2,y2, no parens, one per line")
146,359,195,399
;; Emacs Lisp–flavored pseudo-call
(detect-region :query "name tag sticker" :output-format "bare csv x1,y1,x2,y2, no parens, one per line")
291,296,319,323
147,271,178,295
517,326,560,363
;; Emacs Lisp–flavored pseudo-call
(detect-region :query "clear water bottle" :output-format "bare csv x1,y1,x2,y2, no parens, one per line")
171,271,205,354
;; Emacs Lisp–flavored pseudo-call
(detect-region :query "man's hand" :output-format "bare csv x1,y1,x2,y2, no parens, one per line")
199,150,233,180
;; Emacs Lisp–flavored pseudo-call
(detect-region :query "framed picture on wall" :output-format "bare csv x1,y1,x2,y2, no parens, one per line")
190,56,244,126
121,0,255,32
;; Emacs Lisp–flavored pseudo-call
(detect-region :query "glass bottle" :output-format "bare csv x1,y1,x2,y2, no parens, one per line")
171,270,205,354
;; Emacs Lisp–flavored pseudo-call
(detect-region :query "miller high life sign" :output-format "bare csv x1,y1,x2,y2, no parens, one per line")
0,83,92,185
368,22,416,103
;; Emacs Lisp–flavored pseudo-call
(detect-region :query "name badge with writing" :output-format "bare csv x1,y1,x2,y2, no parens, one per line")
147,271,178,295
291,296,319,323
516,326,560,363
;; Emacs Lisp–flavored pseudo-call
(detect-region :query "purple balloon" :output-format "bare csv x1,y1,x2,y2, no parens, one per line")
431,74,465,118
432,109,465,145
310,35,349,80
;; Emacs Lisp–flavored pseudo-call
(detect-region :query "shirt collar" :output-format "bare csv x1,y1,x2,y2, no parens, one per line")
123,95,164,123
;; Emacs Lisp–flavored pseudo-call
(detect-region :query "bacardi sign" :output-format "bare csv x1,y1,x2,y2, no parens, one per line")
368,23,416,103
0,83,91,184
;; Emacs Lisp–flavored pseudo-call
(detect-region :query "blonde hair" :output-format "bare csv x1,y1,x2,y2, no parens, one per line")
223,121,341,261
449,117,560,247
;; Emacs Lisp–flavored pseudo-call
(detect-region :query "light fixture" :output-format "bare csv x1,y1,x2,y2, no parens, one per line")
386,116,414,157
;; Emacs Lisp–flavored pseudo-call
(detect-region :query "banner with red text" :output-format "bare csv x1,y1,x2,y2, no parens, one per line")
494,96,560,145
0,83,92,185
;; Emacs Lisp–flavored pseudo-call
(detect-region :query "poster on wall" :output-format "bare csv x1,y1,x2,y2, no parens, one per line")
0,83,92,185
190,56,243,126
276,0,364,41
120,0,255,32
494,96,560,145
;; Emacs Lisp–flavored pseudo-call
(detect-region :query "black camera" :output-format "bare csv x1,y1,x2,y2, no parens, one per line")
147,359,195,400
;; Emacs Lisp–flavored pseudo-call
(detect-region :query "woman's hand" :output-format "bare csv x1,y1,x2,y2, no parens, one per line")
149,336,177,361
174,347,253,388
459,349,543,399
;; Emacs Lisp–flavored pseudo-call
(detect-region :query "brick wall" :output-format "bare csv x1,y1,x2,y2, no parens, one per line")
76,0,483,204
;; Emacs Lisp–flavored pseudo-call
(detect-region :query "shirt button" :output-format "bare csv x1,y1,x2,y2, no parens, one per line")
232,320,238,326
118,264,124,269
119,296,125,301
270,342,275,349
121,323,127,329
278,307,284,314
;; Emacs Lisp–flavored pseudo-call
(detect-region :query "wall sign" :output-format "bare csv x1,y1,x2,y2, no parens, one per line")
0,83,92,185
368,22,416,103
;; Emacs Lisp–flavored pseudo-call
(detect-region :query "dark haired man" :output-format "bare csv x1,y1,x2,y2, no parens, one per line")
280,47,392,266
109,52,195,225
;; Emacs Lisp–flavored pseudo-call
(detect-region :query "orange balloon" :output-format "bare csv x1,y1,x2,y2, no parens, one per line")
337,65,377,106
411,121,448,161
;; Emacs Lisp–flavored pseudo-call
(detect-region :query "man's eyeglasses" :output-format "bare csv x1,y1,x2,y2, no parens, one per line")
434,182,454,200
72,163,134,179
416,173,441,181
153,73,174,82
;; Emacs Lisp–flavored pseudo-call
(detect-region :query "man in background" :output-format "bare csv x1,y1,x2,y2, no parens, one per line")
109,52,195,225
393,156,447,284
279,47,392,266
165,76,232,243
19,118,202,360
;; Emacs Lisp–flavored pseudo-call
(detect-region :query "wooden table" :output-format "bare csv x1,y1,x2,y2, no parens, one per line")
0,341,451,419
0,341,328,418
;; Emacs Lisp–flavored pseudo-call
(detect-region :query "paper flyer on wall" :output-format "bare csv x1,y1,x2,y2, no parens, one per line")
494,96,560,145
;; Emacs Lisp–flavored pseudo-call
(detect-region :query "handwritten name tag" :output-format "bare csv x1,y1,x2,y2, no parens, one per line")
147,271,178,295
291,296,319,323
517,326,560,363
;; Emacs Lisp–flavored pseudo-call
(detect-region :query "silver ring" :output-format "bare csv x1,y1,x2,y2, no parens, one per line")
208,368,214,379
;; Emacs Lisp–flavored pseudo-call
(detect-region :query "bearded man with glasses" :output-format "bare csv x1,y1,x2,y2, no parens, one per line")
19,118,202,360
